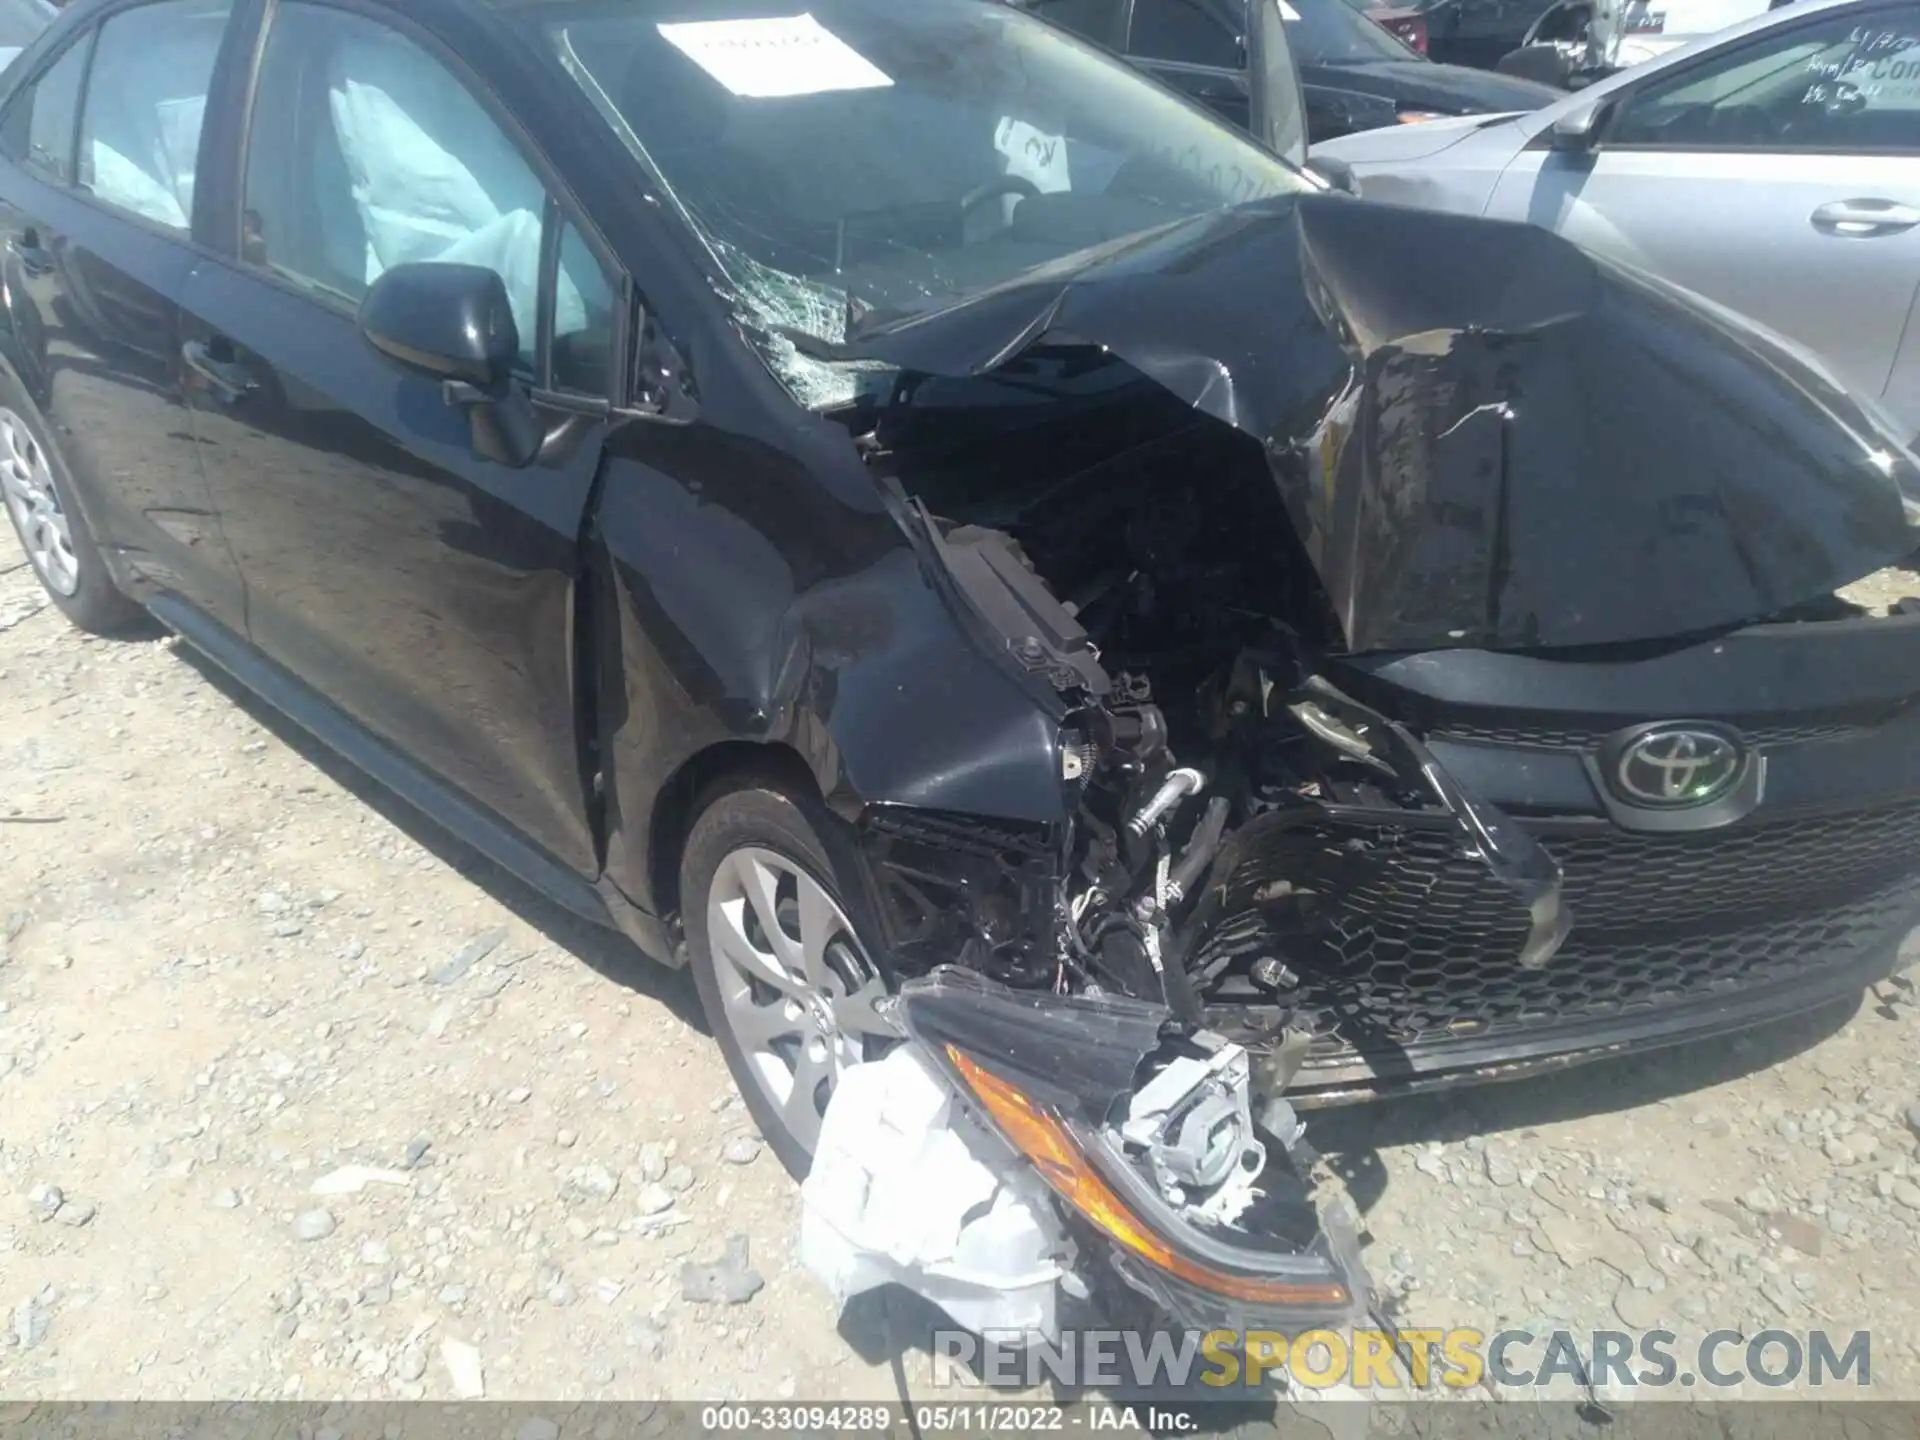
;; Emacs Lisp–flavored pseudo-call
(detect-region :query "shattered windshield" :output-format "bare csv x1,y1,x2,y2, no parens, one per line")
542,0,1306,405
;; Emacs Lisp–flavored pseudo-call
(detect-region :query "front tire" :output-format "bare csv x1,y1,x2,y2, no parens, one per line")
0,392,143,634
680,781,893,1178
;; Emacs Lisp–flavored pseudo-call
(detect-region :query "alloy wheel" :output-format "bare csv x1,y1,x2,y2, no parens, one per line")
0,408,78,597
704,845,891,1153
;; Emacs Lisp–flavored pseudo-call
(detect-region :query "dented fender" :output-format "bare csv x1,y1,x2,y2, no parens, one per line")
585,413,1073,920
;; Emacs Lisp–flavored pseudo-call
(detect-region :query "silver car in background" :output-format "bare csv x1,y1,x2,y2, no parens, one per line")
1314,0,1920,439
0,0,54,71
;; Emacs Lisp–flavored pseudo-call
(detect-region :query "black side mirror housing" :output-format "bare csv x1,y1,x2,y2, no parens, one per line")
358,262,541,467
359,262,520,389
1303,155,1358,196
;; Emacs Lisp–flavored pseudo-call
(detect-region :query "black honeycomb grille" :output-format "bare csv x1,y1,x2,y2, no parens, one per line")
1199,806,1920,1053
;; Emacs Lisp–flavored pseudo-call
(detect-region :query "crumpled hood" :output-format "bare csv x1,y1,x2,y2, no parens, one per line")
842,193,1920,652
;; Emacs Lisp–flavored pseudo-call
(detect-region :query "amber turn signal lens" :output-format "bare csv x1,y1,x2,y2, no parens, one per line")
1396,109,1447,123
946,1046,1351,1308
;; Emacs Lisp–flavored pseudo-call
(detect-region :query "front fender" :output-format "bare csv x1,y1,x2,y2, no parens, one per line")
590,417,1068,920
769,545,1070,827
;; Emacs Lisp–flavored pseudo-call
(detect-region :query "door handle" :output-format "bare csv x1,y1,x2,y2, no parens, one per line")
7,227,54,276
182,339,258,404
1811,198,1920,237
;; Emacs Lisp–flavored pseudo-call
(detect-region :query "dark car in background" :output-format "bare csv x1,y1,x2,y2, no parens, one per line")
1343,0,1435,50
1020,0,1313,155
1286,0,1559,135
1403,0,1561,65
1029,0,1559,143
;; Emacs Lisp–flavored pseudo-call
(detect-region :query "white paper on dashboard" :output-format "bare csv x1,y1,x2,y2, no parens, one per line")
994,117,1072,193
656,14,893,99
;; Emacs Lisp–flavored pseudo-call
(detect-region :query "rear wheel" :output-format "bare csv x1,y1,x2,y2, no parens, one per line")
680,781,894,1177
0,397,143,634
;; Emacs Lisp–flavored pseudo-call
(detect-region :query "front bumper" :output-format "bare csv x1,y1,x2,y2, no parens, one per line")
1208,617,1920,1102
1287,871,1913,1103
1203,800,1920,1102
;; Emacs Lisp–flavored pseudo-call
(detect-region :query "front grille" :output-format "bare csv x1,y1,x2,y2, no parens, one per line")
1198,805,1920,1057
1430,714,1888,751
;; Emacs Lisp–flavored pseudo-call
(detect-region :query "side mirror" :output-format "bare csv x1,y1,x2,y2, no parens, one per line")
1303,155,1358,196
359,262,520,388
1548,99,1607,152
358,262,541,467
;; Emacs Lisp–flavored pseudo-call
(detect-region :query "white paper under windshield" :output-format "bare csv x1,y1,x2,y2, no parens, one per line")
656,14,892,99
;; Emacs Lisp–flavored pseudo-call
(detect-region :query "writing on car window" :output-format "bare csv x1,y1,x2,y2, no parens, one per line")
1610,5,1920,147
1800,24,1920,109
1147,141,1283,204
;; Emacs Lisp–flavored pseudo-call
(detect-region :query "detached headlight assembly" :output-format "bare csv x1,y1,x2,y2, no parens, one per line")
943,1043,1356,1311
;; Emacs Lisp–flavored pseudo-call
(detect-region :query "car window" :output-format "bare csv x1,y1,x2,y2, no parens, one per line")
1023,0,1129,48
1608,4,1920,150
243,2,610,383
1129,0,1248,67
552,220,614,395
0,31,87,183
1284,0,1416,63
542,0,1303,409
76,0,230,232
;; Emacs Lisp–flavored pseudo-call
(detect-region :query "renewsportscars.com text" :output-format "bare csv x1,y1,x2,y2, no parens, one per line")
932,1327,1873,1392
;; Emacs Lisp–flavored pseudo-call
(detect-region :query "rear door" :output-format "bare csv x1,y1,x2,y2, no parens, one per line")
0,0,246,632
179,0,624,875
1482,2,1920,409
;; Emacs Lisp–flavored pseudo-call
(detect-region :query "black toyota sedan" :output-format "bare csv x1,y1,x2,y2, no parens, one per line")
5,0,1920,1195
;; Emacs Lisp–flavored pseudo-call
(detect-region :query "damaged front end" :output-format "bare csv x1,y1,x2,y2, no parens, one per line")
831,194,1918,1075
861,514,1569,1046
818,574,1558,1344
801,969,1368,1346
798,193,1920,1349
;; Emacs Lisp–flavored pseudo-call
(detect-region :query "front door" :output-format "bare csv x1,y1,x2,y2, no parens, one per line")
1484,1,1920,408
180,0,623,874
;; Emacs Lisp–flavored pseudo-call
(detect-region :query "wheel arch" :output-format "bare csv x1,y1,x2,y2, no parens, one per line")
0,327,119,573
646,738,826,926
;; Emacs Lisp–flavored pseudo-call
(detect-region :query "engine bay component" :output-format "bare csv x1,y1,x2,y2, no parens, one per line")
1128,768,1207,837
1112,1033,1265,1220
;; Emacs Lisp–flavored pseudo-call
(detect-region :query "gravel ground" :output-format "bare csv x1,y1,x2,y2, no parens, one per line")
3,522,1920,1407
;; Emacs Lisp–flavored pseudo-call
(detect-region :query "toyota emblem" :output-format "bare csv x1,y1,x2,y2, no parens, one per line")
1611,726,1745,808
